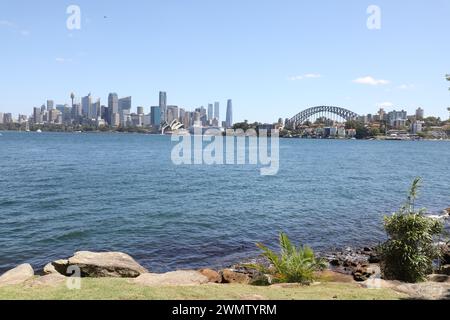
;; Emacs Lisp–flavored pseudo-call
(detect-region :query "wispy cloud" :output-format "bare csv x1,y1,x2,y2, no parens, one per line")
398,84,415,90
376,102,394,109
289,73,322,81
56,57,73,63
0,20,15,27
353,76,390,86
0,19,30,37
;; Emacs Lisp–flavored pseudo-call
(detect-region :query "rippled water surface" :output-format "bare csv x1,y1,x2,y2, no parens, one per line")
0,132,449,273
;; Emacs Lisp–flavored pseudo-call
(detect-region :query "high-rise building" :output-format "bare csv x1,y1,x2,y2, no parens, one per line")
159,92,167,122
81,94,92,116
118,96,132,112
226,99,233,128
89,99,101,119
214,102,220,120
0,113,3,124
151,106,161,126
137,106,144,115
108,93,119,113
167,106,179,123
208,104,213,121
33,107,42,124
47,100,54,111
3,113,12,124
108,93,119,125
415,107,424,120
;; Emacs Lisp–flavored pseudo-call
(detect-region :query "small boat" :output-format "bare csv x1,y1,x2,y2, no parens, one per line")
36,129,42,133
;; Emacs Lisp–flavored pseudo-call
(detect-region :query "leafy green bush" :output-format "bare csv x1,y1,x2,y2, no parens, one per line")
379,178,444,283
250,233,327,284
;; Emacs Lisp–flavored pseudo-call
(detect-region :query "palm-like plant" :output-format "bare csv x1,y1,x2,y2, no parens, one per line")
250,233,327,284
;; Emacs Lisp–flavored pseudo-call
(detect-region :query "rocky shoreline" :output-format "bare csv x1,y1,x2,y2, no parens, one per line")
1,208,449,299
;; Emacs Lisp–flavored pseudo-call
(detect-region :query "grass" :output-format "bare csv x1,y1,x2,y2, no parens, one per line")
0,278,407,300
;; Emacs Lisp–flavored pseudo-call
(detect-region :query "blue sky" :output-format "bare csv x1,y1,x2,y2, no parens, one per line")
0,0,449,122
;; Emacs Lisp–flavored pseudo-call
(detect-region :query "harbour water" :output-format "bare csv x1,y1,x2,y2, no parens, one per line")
0,131,449,273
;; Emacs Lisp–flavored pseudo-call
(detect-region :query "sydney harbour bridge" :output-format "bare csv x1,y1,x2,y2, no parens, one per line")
287,106,359,129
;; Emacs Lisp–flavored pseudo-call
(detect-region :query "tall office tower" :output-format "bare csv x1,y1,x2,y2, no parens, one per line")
3,113,12,124
167,106,179,123
208,104,213,121
89,99,101,119
47,100,54,111
81,94,92,117
226,99,233,128
159,91,167,123
0,113,3,124
415,107,424,120
118,96,132,112
179,108,185,123
214,102,220,120
41,104,46,113
33,107,41,124
182,111,191,129
151,106,161,126
108,93,119,125
137,106,144,115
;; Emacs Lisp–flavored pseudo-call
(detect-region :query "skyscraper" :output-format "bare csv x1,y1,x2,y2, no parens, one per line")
47,100,54,111
214,102,220,121
81,94,92,117
208,104,213,121
108,93,119,125
151,106,161,126
118,96,131,112
108,93,119,113
415,107,424,120
159,92,167,123
226,99,233,128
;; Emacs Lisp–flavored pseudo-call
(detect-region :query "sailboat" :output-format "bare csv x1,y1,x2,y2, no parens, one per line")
25,121,30,132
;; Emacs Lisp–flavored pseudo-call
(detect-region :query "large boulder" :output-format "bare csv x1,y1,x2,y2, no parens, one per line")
222,269,251,284
133,271,209,286
25,274,66,288
199,269,222,283
0,264,34,287
63,251,147,278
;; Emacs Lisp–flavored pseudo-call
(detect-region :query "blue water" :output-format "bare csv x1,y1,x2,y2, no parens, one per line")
0,131,449,273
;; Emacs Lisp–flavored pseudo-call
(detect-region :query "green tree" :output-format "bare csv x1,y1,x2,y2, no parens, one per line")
379,178,444,283
249,233,327,285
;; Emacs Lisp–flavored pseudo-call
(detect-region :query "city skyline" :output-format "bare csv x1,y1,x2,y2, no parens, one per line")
0,1,449,122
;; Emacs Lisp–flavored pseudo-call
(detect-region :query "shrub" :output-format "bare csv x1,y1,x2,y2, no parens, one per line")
379,178,444,283
249,233,327,284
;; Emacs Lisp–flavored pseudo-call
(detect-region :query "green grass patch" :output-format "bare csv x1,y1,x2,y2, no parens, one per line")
0,278,407,300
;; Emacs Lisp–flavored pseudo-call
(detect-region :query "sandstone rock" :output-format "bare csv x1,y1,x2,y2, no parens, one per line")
199,269,222,283
133,271,209,286
0,264,34,287
42,259,69,276
222,269,251,284
25,274,66,288
438,265,450,276
394,282,450,300
442,246,450,265
359,279,401,289
44,263,58,275
428,274,450,283
67,251,147,278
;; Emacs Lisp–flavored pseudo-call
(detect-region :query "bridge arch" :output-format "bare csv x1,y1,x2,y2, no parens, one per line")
288,106,359,128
